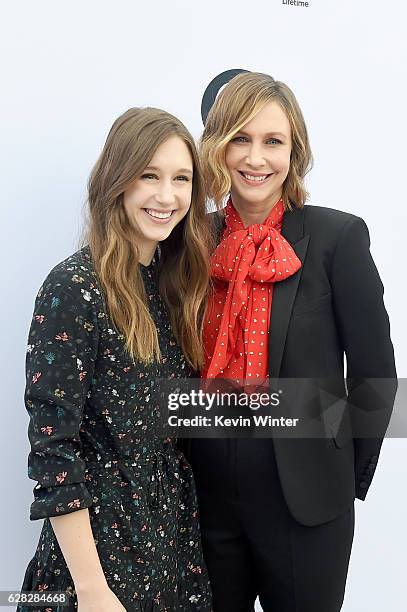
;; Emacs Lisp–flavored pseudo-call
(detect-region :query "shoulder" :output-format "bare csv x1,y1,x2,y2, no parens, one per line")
35,246,104,311
301,204,369,243
303,203,364,228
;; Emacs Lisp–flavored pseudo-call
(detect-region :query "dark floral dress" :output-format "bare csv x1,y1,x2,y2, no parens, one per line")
18,246,212,612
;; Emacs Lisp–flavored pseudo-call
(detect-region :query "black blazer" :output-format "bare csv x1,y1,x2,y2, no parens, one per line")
201,203,397,526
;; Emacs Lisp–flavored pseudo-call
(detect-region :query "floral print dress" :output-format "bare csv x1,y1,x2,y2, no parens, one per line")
18,246,212,612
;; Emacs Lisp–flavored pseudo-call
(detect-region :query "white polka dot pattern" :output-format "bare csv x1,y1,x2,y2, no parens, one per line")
202,197,301,381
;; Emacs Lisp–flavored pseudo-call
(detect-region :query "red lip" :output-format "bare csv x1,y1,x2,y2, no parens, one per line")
144,208,175,213
237,171,273,186
239,170,272,177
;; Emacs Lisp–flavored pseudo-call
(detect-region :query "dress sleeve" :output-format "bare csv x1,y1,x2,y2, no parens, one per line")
25,266,99,520
330,216,397,500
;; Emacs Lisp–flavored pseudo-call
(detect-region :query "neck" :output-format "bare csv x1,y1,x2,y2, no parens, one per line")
230,191,283,227
137,240,158,266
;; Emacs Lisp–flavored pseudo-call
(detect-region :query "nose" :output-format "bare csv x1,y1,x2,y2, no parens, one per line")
246,143,266,168
154,181,176,207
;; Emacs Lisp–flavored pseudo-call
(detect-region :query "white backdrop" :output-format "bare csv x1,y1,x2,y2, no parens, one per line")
1,1,406,610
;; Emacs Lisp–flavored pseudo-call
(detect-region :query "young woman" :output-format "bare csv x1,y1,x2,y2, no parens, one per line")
18,108,213,612
186,72,397,611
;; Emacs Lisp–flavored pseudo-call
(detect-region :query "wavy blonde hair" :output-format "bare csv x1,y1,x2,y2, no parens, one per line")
200,72,313,210
81,107,213,368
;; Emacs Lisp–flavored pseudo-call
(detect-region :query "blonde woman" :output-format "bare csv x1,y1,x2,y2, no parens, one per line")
18,108,213,612
186,72,397,611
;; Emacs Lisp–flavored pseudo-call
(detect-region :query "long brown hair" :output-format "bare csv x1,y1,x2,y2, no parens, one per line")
200,72,313,210
81,107,212,368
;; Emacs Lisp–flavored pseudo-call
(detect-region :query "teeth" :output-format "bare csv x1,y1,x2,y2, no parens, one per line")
145,209,173,219
242,173,269,182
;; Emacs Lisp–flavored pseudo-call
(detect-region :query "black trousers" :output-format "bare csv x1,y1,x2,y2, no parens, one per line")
189,439,354,612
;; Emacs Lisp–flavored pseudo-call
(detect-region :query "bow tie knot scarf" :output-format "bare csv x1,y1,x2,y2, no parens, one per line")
203,198,301,381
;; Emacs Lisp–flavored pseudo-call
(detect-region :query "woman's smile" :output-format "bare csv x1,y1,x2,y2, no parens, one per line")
143,208,176,223
238,170,274,185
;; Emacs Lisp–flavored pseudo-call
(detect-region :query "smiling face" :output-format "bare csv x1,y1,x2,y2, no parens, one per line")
123,135,193,264
225,100,292,225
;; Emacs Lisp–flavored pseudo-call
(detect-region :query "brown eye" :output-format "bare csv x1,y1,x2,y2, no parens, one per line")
140,173,157,180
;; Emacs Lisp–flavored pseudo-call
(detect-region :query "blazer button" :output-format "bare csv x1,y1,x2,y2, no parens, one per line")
370,456,378,463
359,481,368,489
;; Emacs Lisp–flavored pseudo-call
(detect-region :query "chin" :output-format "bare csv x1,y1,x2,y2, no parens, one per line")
236,188,272,202
146,229,173,242
133,226,161,244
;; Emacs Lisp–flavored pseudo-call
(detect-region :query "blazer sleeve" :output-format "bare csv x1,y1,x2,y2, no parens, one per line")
330,216,397,500
25,267,99,520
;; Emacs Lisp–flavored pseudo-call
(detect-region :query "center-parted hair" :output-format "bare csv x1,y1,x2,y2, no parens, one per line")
82,107,213,368
200,72,313,210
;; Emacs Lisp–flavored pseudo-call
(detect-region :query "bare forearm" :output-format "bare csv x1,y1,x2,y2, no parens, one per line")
50,509,107,594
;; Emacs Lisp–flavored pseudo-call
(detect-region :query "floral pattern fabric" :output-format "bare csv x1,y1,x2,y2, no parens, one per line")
18,246,212,612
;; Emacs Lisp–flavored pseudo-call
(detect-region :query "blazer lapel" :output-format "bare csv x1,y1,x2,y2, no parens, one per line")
268,206,309,378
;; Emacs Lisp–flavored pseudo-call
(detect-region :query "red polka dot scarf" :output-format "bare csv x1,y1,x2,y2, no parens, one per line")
202,197,301,381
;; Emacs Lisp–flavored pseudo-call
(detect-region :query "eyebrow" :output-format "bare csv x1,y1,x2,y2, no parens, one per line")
144,166,193,175
237,131,288,139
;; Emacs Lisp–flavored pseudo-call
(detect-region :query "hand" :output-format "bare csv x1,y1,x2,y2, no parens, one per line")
77,583,127,611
